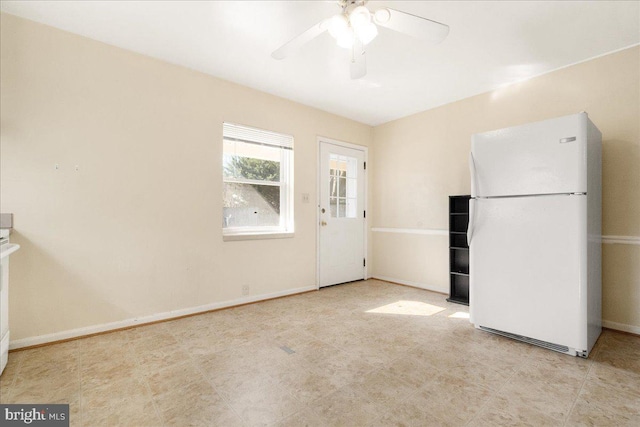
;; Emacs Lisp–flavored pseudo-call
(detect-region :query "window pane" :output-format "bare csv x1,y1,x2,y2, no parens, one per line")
329,176,337,197
223,182,280,228
330,158,347,175
338,177,346,197
329,197,338,218
338,198,346,217
329,153,358,219
223,140,281,182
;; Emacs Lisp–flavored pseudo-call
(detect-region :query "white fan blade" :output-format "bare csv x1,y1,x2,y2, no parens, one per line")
350,39,366,80
271,20,328,60
373,8,449,43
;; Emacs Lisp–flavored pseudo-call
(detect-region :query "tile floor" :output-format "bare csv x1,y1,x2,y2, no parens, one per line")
0,279,639,426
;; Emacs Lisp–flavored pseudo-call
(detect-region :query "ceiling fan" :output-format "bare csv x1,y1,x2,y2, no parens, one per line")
271,0,449,79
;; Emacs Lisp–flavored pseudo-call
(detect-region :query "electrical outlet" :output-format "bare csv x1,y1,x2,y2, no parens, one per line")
302,193,310,203
242,285,250,296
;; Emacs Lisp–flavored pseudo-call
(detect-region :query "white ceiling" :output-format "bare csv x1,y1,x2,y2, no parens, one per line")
1,1,638,125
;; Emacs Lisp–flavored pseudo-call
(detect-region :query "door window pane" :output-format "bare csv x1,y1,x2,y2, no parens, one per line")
338,177,346,197
329,197,338,217
338,198,346,217
329,154,358,218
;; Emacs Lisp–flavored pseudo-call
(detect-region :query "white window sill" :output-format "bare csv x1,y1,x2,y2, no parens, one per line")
223,232,295,242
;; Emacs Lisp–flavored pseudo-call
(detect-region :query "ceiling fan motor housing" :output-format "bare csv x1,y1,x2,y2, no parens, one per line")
329,0,378,48
339,0,368,13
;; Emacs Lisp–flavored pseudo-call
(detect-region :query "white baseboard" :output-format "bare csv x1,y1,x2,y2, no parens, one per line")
603,320,640,335
10,283,637,349
372,275,447,295
9,285,317,350
601,235,640,245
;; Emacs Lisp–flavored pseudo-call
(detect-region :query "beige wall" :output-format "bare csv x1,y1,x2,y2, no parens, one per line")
2,12,638,343
372,46,640,330
0,14,373,342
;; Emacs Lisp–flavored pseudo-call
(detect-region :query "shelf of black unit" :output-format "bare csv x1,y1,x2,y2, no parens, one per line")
446,296,469,305
450,271,469,277
450,247,469,251
449,213,469,216
447,272,470,306
450,231,466,235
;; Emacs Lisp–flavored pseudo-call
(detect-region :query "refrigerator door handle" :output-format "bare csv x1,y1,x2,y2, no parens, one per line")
469,151,478,197
467,198,475,245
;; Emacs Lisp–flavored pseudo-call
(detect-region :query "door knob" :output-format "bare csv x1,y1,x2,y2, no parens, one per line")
321,221,327,226
321,208,326,213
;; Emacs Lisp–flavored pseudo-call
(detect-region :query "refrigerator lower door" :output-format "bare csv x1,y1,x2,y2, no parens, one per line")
469,194,588,354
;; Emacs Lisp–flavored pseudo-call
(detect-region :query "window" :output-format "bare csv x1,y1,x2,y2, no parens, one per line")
329,154,358,218
222,123,293,239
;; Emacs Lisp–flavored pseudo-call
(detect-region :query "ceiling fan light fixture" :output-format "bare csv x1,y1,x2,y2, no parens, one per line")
327,14,349,39
270,2,449,79
349,6,371,30
355,22,378,45
336,27,355,49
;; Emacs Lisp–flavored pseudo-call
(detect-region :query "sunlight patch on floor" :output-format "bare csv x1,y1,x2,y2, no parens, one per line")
366,300,446,316
448,311,470,319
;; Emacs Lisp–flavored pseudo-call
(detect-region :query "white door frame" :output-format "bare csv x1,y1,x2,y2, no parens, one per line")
316,136,369,289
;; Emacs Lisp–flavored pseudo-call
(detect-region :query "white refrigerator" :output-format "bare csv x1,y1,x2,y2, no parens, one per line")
468,112,602,357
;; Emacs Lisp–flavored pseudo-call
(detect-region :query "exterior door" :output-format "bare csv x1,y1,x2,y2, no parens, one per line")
319,141,366,288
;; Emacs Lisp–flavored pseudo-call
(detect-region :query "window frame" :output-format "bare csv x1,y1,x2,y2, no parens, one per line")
222,123,294,240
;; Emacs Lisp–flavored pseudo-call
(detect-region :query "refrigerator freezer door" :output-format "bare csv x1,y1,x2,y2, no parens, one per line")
471,113,587,197
469,194,588,352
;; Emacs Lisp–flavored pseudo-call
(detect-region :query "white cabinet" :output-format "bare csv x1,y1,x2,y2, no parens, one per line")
0,231,19,374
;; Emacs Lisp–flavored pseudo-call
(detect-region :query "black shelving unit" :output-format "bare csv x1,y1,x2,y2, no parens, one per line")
447,195,470,305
